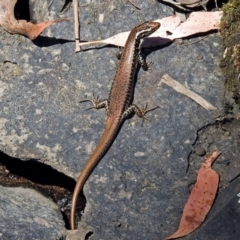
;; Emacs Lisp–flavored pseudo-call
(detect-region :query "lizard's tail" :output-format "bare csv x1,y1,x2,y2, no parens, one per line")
70,119,121,230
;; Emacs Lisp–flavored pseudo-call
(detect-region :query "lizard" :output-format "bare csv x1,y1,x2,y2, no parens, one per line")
70,21,160,230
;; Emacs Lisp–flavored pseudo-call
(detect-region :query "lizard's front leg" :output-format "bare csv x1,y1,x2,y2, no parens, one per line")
116,48,152,71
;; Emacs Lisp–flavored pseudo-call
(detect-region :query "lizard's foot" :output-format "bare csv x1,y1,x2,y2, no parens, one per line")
122,103,159,122
135,103,159,122
80,93,108,110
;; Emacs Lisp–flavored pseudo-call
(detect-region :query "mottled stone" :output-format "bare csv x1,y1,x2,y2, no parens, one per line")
0,186,65,240
194,144,206,156
0,0,238,240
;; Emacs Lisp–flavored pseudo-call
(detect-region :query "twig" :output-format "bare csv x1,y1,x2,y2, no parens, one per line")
161,74,217,111
73,0,81,52
128,0,140,9
181,35,209,46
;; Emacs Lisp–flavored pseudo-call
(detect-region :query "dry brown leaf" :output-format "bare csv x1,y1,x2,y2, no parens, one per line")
0,0,69,40
161,0,211,10
164,151,221,239
161,74,217,111
78,11,222,48
176,0,208,7
158,12,221,43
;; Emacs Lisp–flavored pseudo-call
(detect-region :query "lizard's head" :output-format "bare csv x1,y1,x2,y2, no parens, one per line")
135,21,160,40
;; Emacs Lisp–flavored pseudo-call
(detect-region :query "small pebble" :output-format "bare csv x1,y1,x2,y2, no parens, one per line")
194,145,206,156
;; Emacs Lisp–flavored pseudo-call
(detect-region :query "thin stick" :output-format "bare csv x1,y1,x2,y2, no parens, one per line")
128,0,140,9
73,0,81,52
161,74,217,111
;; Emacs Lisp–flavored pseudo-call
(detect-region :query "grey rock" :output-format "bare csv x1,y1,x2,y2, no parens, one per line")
0,186,65,240
0,0,238,240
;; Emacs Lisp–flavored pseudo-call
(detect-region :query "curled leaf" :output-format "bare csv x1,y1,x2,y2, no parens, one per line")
0,0,69,40
165,151,221,239
78,11,222,48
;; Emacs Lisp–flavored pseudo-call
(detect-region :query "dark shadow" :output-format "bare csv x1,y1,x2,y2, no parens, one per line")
61,0,72,13
32,36,74,47
85,231,94,240
0,152,74,188
207,0,229,9
0,151,85,229
14,0,30,21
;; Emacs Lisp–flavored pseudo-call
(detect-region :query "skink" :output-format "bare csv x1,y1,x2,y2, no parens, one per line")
70,21,160,230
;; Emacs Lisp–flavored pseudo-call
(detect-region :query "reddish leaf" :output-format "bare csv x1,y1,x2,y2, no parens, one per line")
0,0,69,40
165,151,221,239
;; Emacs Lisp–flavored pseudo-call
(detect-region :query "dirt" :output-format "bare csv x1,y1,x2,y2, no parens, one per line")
188,118,240,191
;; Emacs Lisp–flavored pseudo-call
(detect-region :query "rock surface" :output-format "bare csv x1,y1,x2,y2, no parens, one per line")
0,186,65,240
0,0,239,240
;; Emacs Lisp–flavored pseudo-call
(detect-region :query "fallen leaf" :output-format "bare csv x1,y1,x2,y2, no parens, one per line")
161,0,212,10
176,0,207,7
0,0,69,40
157,12,221,43
78,11,222,48
164,151,221,239
161,74,217,111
